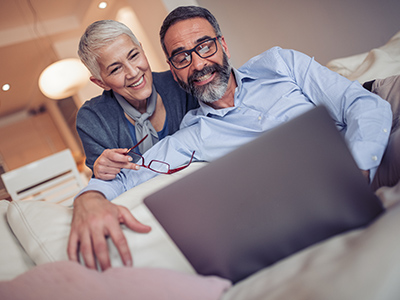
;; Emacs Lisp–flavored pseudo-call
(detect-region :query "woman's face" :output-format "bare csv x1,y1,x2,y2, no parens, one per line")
91,34,153,105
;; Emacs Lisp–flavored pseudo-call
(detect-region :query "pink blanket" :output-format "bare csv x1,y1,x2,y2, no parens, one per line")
0,261,231,300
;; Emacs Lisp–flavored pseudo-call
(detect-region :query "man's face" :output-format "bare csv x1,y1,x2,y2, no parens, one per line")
91,34,153,105
163,18,232,103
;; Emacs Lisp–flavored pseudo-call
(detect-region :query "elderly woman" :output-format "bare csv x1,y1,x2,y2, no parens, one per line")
76,20,198,179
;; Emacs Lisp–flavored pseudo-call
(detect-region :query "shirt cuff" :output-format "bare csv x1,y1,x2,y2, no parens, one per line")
350,140,387,174
74,178,121,201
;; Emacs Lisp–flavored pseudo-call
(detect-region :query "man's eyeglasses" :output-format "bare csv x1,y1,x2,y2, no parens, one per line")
126,135,195,174
168,36,221,69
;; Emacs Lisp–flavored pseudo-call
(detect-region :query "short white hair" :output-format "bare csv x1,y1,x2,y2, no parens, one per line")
78,20,141,79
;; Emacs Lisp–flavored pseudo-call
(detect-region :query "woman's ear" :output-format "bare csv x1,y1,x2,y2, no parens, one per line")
90,76,110,90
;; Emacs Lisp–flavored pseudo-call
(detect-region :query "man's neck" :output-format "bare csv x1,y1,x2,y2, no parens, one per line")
205,73,237,109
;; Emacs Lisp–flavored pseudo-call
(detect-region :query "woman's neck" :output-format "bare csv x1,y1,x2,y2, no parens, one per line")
127,98,147,114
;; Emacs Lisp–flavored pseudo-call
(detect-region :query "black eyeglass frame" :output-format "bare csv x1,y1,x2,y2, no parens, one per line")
168,36,221,69
126,134,195,174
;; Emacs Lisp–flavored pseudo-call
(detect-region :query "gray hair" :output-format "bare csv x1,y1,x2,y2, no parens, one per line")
159,6,222,57
78,20,141,79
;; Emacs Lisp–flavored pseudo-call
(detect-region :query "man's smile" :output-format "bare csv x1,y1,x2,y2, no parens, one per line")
193,72,215,86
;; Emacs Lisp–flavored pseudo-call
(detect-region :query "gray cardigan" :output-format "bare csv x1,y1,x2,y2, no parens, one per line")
76,71,199,171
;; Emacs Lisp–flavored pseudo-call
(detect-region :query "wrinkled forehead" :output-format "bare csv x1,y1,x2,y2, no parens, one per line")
96,35,140,66
164,18,216,56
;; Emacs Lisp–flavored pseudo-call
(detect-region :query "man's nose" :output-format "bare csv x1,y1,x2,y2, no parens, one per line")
191,52,207,70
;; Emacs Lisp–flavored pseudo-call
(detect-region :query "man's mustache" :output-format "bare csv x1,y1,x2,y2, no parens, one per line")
188,65,220,85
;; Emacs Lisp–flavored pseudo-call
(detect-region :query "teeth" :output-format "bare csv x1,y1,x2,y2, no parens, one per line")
196,73,212,82
131,76,144,87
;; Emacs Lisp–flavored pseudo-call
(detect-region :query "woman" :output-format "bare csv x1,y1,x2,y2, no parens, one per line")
76,20,198,179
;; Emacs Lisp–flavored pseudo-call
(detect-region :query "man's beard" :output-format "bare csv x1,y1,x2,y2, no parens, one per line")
175,52,231,104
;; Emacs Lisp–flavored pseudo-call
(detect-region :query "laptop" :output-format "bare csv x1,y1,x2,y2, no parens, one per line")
143,106,384,283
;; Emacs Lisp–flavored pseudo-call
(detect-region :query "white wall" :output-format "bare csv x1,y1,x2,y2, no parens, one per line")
197,0,400,67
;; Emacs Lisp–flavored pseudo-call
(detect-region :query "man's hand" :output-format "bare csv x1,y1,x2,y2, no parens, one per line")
67,191,151,270
94,149,140,180
375,180,400,208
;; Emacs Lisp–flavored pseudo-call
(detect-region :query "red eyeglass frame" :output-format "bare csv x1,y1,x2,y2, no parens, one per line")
126,134,195,174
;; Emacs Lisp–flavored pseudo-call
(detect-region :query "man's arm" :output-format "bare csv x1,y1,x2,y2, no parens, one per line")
67,191,151,270
69,129,199,269
280,48,392,179
68,167,155,270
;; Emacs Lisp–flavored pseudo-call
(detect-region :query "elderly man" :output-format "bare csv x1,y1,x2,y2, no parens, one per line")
68,6,394,271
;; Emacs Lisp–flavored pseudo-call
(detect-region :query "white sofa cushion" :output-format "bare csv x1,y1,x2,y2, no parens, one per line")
326,30,400,83
6,163,207,272
0,200,35,280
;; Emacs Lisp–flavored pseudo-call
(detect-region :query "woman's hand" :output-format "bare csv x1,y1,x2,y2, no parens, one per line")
94,149,140,180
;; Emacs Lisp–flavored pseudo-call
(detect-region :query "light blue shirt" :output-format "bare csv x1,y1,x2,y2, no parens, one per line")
79,47,392,200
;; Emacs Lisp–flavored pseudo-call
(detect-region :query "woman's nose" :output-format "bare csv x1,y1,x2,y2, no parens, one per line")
126,63,139,78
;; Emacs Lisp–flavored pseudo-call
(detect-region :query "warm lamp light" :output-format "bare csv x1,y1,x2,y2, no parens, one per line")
38,58,90,100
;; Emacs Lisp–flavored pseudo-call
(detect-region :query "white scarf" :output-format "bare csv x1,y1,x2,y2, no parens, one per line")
115,85,159,154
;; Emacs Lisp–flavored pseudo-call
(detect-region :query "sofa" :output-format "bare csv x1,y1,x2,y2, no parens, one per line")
1,30,400,300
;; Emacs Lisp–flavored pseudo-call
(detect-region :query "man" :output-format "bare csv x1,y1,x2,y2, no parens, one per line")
68,6,393,271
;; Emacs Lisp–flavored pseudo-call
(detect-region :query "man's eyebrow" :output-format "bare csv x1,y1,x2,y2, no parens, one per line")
195,35,213,44
170,46,185,57
170,35,213,57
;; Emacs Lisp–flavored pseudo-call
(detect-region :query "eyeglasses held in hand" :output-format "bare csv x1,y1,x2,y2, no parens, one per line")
168,36,221,69
126,134,195,174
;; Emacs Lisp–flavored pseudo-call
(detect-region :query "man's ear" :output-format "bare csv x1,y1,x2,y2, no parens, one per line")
90,76,110,90
219,36,231,59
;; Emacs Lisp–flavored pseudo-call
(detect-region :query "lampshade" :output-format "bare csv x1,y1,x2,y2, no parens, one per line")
38,58,90,100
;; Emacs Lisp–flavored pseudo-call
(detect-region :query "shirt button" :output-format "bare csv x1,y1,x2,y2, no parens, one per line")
258,116,262,120
383,128,388,133
371,155,378,161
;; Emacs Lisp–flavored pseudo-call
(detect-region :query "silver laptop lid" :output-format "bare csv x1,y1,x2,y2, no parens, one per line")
144,106,383,283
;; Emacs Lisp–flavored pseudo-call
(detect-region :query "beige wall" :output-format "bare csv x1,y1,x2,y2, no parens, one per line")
0,112,67,170
197,0,400,67
5,0,397,173
0,0,171,173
